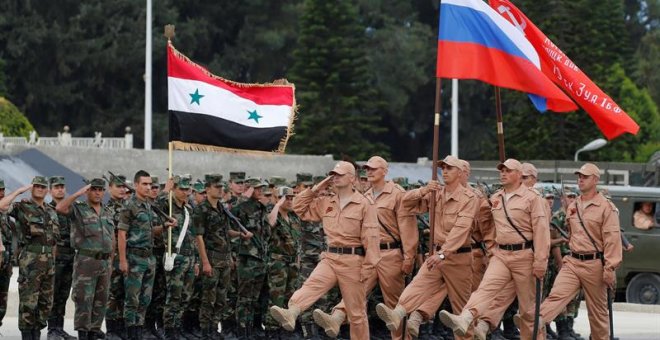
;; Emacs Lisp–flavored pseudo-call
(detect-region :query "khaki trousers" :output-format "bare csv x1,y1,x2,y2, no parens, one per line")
463,249,542,339
538,257,610,340
288,253,368,339
334,249,405,339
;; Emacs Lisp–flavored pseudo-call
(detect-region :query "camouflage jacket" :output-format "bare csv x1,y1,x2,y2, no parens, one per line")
70,201,114,253
193,199,232,253
232,198,269,260
8,199,60,247
117,196,154,249
49,200,73,248
0,212,13,248
107,198,125,233
551,209,570,255
269,211,301,257
157,196,195,253
299,220,324,260
225,195,247,210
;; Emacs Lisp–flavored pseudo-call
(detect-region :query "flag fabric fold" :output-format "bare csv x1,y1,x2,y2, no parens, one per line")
437,0,577,113
167,43,296,153
489,0,639,139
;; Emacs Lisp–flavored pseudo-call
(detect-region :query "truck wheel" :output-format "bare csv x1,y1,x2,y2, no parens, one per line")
626,273,660,305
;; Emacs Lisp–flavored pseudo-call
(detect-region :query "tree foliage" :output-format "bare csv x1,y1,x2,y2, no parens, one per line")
0,97,35,138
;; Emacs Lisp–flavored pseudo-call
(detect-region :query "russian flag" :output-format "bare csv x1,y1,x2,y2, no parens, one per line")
437,0,577,112
167,43,296,153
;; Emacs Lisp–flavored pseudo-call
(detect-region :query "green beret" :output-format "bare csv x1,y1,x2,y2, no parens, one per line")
49,176,66,187
229,172,246,182
32,176,49,187
89,178,106,189
296,173,313,186
205,174,223,185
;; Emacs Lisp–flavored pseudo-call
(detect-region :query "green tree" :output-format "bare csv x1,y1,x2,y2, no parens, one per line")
635,30,660,105
0,97,35,137
288,0,388,159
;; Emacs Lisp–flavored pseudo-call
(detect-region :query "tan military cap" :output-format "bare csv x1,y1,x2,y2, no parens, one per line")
457,159,470,173
497,158,523,172
521,163,538,178
438,155,462,168
364,156,388,169
329,161,356,176
574,163,600,178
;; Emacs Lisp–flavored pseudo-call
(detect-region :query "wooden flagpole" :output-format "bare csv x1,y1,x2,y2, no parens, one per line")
429,79,441,253
165,25,175,258
495,86,506,162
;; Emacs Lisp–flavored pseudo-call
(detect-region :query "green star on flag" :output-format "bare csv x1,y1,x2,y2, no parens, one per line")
247,109,262,123
189,89,204,105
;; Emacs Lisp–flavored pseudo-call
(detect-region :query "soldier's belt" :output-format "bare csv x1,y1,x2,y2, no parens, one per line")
57,246,75,254
380,241,400,250
498,241,533,251
127,247,153,258
25,244,53,254
77,249,112,260
327,246,365,256
570,252,603,261
471,241,486,250
177,248,194,257
434,244,472,254
270,253,296,262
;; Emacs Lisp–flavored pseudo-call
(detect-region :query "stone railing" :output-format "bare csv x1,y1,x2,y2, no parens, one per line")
0,126,133,149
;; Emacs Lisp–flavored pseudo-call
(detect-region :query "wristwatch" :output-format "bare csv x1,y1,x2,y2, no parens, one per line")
437,253,446,260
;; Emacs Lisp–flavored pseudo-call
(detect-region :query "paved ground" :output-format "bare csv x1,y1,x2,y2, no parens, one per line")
0,267,658,338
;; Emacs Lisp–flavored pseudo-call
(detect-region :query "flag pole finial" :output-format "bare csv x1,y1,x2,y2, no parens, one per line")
164,25,175,40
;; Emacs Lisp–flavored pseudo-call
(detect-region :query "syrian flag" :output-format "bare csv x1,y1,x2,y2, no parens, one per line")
168,43,296,153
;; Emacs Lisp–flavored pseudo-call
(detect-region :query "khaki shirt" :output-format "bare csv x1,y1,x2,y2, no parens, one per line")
469,187,496,255
402,184,478,254
567,193,622,272
490,185,549,269
365,181,419,265
293,188,380,270
633,210,654,230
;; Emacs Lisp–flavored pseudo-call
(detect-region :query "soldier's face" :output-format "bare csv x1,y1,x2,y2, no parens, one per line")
207,184,222,200
230,181,244,194
441,165,460,185
50,184,66,200
282,195,294,210
365,166,386,183
109,184,127,200
32,184,48,199
499,168,521,186
522,175,537,188
577,174,597,192
641,202,653,214
194,191,206,203
331,173,354,189
135,177,152,198
149,186,159,199
174,186,190,202
252,186,264,199
88,187,105,204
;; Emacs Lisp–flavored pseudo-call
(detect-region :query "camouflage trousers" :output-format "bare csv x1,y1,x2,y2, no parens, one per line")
222,262,238,322
199,252,231,329
0,248,12,327
298,254,340,326
48,248,75,325
264,255,299,330
72,253,111,331
163,254,195,328
17,248,55,330
146,248,166,326
236,255,267,328
123,252,155,327
106,256,125,322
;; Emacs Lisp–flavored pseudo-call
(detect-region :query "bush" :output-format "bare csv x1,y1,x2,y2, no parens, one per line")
0,97,35,138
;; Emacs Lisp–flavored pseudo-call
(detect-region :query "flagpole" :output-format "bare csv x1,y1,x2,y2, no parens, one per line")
164,25,175,259
451,79,458,157
144,0,153,150
495,86,506,162
429,79,441,253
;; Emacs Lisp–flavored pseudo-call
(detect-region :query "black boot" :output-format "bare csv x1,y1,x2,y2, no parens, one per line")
78,331,89,340
567,318,584,340
556,319,576,340
222,320,238,339
126,326,139,340
547,323,558,339
502,317,520,340
33,329,41,340
90,329,106,340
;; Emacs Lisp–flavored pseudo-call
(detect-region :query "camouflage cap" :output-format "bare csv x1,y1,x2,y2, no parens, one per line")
269,176,287,187
175,176,191,189
263,187,273,196
358,169,368,179
313,176,325,184
543,187,555,198
49,176,66,187
392,177,409,189
279,186,295,196
564,186,578,197
109,173,127,187
150,176,159,187
0,179,4,189
89,178,106,189
245,177,268,188
192,180,206,193
32,176,49,187
229,172,246,182
296,173,314,185
205,174,223,185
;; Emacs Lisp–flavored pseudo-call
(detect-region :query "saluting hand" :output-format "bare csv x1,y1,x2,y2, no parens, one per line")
312,175,333,193
17,184,33,194
242,186,254,198
75,184,92,198
275,195,286,207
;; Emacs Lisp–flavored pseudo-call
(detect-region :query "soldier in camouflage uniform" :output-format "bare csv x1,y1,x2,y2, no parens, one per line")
264,187,301,337
145,176,167,339
117,171,172,340
181,179,206,339
47,176,77,340
56,179,115,340
104,173,129,339
156,176,198,340
232,177,270,338
0,179,14,331
194,174,243,338
0,176,60,340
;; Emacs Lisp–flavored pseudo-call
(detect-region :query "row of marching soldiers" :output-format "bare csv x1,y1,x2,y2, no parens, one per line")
0,155,623,340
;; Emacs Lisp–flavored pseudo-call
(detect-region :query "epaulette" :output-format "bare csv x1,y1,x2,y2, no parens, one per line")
393,184,406,192
463,187,476,198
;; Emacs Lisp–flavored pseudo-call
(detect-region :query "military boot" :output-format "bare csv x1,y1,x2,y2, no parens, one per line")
438,310,473,337
503,316,521,340
567,318,584,340
556,319,576,340
270,305,302,331
474,320,490,340
21,330,33,340
312,309,345,338
406,311,424,338
33,329,42,340
375,304,406,332
547,323,558,340
90,329,105,340
77,331,88,340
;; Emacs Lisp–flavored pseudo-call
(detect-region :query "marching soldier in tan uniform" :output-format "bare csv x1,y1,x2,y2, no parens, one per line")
438,158,550,340
312,156,418,339
528,163,622,340
270,161,380,339
376,155,478,340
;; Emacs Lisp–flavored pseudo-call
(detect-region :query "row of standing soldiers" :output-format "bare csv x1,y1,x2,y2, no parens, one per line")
0,156,625,340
